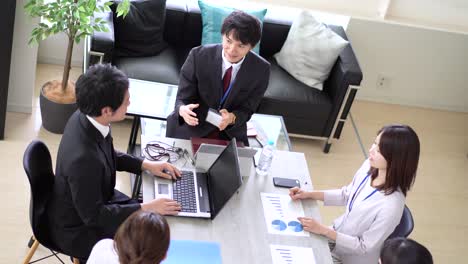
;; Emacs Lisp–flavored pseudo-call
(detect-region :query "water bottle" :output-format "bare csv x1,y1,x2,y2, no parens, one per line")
256,140,275,176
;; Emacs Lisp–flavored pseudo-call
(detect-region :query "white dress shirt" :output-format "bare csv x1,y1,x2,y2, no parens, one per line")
323,159,405,264
86,115,110,138
221,49,246,84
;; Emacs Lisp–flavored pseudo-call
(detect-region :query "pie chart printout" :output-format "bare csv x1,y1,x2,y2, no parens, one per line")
261,193,307,237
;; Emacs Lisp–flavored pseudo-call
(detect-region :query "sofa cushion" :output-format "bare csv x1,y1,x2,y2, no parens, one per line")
114,47,182,85
113,0,167,57
198,0,267,54
274,11,348,91
258,58,332,123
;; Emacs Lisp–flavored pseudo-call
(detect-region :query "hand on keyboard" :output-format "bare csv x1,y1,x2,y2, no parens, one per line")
142,159,181,180
141,198,181,215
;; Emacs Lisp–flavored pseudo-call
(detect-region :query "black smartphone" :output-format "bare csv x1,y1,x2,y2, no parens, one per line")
273,177,300,188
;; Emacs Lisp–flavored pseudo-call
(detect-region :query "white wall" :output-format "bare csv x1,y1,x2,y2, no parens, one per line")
347,18,468,112
7,0,38,114
38,33,84,67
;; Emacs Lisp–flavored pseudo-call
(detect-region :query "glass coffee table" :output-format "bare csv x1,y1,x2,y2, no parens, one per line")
127,78,292,152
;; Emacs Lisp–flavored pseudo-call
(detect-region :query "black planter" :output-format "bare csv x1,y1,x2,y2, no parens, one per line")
39,85,77,134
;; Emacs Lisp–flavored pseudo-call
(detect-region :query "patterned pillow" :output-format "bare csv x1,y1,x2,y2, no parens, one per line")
198,0,267,54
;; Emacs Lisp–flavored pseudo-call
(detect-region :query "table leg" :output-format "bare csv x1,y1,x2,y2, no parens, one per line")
131,173,142,200
127,116,141,154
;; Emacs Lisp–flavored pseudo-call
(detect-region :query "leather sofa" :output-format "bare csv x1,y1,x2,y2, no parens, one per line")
87,0,363,153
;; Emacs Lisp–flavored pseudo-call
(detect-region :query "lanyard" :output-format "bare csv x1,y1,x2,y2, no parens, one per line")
218,81,234,110
348,173,378,212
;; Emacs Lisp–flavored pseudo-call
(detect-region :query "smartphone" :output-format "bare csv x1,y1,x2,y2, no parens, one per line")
273,177,300,188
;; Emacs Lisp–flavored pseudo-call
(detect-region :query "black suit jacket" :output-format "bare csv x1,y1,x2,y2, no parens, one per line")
166,44,270,145
47,111,143,259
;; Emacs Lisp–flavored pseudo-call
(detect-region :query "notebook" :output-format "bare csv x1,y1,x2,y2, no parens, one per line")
163,240,222,264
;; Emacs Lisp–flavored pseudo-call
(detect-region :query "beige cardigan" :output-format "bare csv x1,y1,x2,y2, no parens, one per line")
323,159,405,264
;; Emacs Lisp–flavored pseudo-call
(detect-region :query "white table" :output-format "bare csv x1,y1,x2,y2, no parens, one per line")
141,136,332,264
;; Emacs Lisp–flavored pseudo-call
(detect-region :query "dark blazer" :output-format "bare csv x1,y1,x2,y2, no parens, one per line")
166,44,270,145
47,111,143,259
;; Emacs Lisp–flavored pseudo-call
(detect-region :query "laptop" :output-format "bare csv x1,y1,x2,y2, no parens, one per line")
153,138,242,219
195,143,257,178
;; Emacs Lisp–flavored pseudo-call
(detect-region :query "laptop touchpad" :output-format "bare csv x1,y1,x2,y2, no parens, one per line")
158,183,169,195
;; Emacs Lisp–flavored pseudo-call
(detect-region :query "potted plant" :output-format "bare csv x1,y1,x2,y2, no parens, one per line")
25,0,130,133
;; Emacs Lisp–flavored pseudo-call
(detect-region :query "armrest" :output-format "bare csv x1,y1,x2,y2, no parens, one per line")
90,9,115,63
323,26,363,138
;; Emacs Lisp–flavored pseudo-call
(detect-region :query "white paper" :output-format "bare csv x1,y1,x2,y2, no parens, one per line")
206,109,222,127
270,244,316,264
260,193,308,237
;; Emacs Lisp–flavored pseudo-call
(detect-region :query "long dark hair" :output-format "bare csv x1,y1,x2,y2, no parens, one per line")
114,211,170,264
370,124,420,196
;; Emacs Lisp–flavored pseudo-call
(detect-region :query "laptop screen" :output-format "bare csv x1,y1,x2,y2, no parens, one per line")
207,138,242,219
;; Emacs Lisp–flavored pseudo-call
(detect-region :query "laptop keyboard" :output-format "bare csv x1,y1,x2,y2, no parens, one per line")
173,170,197,213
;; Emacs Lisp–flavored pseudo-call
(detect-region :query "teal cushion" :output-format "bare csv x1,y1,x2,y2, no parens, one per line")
198,0,267,54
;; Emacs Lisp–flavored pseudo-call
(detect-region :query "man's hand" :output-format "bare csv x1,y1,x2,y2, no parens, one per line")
142,160,181,180
141,198,181,215
218,109,235,131
179,104,199,126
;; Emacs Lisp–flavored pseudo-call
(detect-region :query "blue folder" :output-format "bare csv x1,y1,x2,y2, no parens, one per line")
162,240,222,264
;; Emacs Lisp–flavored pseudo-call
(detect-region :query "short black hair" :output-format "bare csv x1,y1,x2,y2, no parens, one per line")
76,64,129,117
221,10,262,47
381,238,433,264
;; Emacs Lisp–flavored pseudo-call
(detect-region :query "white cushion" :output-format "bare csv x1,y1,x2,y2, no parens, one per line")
274,11,348,90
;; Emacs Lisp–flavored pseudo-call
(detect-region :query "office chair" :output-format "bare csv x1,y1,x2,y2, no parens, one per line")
387,205,414,239
22,140,79,264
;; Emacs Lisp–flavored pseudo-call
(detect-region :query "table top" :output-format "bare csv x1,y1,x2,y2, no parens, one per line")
126,78,178,119
141,113,292,151
141,136,332,264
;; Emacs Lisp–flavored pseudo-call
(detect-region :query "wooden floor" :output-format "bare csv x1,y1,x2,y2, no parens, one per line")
1,64,467,263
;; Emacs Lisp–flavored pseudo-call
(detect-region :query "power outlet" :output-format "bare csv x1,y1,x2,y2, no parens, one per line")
376,74,390,89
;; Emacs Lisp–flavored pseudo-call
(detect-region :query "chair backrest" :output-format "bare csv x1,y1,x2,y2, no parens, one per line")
388,205,414,239
23,140,58,250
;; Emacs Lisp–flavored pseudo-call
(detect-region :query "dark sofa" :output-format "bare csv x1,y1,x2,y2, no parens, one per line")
86,0,362,153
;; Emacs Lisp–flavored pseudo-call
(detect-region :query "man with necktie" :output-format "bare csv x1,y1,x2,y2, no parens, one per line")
47,64,181,260
166,11,270,145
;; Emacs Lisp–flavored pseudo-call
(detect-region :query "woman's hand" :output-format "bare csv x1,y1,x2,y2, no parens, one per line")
298,217,336,240
289,188,324,201
289,187,310,200
142,160,181,180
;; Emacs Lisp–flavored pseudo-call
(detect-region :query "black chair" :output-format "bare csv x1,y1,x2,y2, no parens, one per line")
387,205,414,239
22,140,79,264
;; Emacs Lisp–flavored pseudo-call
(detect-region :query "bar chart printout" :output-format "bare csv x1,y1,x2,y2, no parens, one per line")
260,193,308,237
270,244,316,264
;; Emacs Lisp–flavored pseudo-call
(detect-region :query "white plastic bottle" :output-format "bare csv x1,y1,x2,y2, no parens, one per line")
256,140,275,176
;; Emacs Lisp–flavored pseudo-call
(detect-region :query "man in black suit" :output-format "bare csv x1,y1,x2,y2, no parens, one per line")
166,11,270,145
47,64,181,260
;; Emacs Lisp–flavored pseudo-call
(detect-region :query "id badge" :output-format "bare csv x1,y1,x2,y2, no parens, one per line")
206,108,222,127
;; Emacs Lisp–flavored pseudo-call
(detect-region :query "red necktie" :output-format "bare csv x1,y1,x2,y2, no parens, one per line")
223,66,232,93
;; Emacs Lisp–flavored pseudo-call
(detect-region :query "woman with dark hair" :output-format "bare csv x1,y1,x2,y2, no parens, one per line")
380,238,433,264
87,211,170,264
290,124,420,264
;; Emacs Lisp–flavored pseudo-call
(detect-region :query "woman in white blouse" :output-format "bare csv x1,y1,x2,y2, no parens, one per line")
290,124,420,264
87,210,170,264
